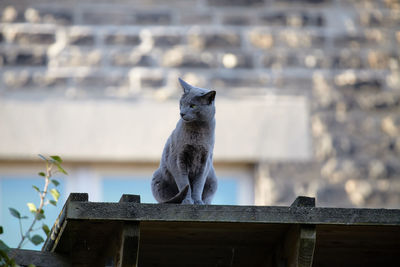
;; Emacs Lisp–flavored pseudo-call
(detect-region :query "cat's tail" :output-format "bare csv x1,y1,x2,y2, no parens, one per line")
163,185,189,204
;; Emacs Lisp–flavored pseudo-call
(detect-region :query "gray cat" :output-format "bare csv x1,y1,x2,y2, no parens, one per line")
151,78,217,204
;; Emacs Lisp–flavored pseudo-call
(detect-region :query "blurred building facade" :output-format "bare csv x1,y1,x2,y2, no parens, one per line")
0,0,399,214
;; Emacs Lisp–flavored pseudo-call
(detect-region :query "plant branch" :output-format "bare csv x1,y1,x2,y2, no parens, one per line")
16,163,53,249
18,219,23,240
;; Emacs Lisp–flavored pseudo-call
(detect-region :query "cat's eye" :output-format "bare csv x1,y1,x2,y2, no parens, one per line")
190,104,197,109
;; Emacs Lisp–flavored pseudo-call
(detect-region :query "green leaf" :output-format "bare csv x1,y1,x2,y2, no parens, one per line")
42,224,50,236
38,154,47,161
9,208,21,219
38,172,46,177
32,185,41,193
49,200,57,206
51,179,60,187
0,239,10,253
28,264,37,267
36,212,45,221
50,189,60,202
55,163,68,175
50,155,62,164
30,235,44,246
27,203,37,213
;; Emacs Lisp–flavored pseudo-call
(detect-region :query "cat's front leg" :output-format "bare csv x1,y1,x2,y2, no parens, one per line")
175,174,193,204
191,167,209,205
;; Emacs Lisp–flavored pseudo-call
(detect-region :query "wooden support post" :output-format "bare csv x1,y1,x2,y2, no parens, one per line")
275,196,316,267
114,195,141,267
116,222,140,267
43,193,89,252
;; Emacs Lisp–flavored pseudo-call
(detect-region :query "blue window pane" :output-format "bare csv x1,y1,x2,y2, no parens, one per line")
101,177,238,205
0,176,65,250
102,177,155,203
212,179,238,205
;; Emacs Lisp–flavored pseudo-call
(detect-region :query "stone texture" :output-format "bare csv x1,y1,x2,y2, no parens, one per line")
222,15,251,26
51,49,102,67
277,30,325,48
263,51,327,69
12,32,56,45
162,49,218,68
2,50,47,66
31,73,70,88
275,0,332,4
249,31,275,49
3,71,32,88
37,9,73,25
110,50,155,67
104,34,140,46
82,11,136,25
140,75,165,89
68,33,95,46
208,0,265,7
260,12,325,27
1,6,21,22
220,52,254,69
188,33,242,50
211,74,269,88
135,11,171,25
73,74,127,88
180,13,213,25
152,34,182,47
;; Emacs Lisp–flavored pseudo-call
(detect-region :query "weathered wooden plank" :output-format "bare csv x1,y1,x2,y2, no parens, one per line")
274,196,316,267
297,225,316,267
313,224,400,267
39,193,400,267
116,194,141,267
65,202,400,226
119,194,141,203
290,196,315,208
115,222,140,267
10,249,71,267
42,193,88,252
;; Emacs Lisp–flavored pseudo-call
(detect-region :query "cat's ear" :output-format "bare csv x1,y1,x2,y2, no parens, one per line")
203,90,216,104
178,78,192,94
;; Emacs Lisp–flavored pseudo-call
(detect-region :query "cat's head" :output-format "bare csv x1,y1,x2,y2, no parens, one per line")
178,78,216,123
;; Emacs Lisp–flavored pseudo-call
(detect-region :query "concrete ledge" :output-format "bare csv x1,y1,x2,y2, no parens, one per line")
0,96,311,162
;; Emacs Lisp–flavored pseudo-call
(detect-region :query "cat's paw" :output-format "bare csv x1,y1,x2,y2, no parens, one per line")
194,199,205,205
182,198,194,204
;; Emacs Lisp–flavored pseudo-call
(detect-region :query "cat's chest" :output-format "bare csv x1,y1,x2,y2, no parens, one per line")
180,144,209,172
182,127,213,146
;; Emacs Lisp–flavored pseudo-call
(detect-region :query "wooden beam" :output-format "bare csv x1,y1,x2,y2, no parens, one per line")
275,196,316,267
10,249,71,267
115,195,141,267
115,222,140,267
290,196,315,208
119,194,141,203
42,193,88,252
281,225,316,267
66,201,400,226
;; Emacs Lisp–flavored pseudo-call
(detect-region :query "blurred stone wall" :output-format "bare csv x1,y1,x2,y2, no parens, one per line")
1,0,399,207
